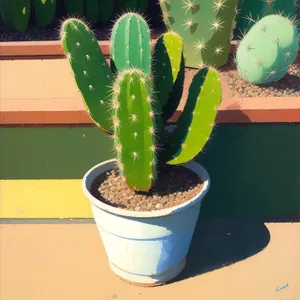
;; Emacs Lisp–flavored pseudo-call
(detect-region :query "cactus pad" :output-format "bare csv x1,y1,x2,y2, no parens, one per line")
61,18,114,133
236,14,299,84
112,69,157,192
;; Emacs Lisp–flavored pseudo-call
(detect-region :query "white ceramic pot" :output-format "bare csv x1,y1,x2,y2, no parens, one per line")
82,159,210,286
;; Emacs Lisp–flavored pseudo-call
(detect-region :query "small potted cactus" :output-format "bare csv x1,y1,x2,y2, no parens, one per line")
60,12,222,286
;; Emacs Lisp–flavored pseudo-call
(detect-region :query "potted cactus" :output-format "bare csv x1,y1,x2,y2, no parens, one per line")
60,12,222,286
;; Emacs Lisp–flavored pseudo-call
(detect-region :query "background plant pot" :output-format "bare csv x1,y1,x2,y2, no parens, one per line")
82,159,210,286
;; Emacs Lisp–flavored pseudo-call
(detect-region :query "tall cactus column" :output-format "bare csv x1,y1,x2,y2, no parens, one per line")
159,0,238,68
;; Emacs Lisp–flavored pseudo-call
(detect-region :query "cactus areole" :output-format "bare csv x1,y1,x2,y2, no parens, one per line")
61,13,222,192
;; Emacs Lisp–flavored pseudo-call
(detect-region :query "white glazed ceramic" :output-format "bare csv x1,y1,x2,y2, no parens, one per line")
82,159,210,286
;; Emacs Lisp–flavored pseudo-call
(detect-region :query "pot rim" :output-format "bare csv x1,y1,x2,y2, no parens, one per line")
82,159,210,219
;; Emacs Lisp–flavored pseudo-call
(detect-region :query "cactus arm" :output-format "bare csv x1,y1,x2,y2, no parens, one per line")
110,13,152,74
61,19,114,133
162,53,185,122
99,0,114,23
165,67,222,165
113,70,157,192
152,31,183,108
34,0,56,28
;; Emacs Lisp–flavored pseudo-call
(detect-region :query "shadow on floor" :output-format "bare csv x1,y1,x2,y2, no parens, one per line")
168,219,271,284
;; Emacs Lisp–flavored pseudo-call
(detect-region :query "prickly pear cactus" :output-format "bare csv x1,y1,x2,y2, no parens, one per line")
159,0,239,68
64,0,84,17
235,0,298,37
1,0,30,32
166,67,222,165
236,14,299,84
61,14,223,193
60,18,114,133
112,69,157,191
110,13,152,75
34,0,56,28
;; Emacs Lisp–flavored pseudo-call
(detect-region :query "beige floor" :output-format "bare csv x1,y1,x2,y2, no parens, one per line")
1,222,299,300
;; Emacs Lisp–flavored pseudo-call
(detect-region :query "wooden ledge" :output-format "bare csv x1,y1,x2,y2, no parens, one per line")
2,97,300,126
0,40,238,59
1,57,299,126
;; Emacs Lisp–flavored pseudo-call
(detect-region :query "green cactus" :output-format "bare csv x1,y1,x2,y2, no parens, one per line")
1,0,30,32
110,13,152,75
236,14,299,84
165,67,222,164
235,0,298,37
85,0,100,23
113,69,157,191
61,14,223,193
60,18,114,133
118,0,149,13
159,0,239,68
34,0,56,28
64,0,84,17
99,0,114,23
152,31,185,122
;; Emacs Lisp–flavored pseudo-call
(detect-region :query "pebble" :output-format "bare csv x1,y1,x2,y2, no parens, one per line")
92,165,203,213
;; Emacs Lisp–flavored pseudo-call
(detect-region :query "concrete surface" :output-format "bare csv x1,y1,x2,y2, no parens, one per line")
1,221,299,300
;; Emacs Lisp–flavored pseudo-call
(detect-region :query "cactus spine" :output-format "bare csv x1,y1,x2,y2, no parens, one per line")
34,0,56,27
61,13,222,193
110,13,152,75
236,14,299,84
159,0,239,68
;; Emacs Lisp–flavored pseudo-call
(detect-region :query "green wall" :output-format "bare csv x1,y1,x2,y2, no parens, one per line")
1,124,300,218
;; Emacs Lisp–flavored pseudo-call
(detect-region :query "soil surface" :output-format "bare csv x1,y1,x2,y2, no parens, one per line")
90,165,204,212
